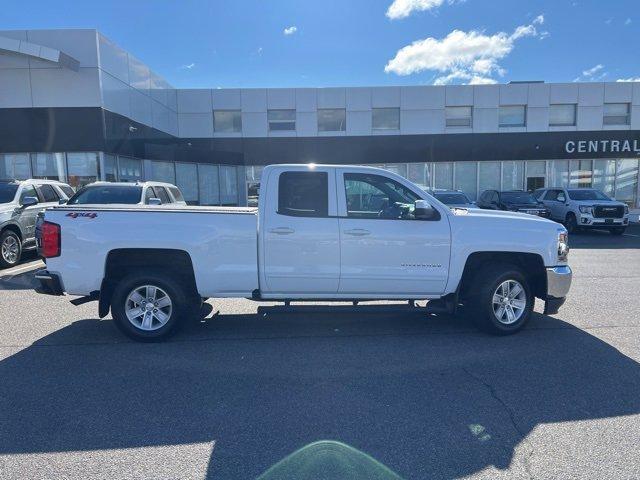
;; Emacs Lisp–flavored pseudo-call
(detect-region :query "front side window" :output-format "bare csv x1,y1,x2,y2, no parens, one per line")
344,173,419,219
372,108,400,130
67,186,142,205
213,110,242,133
278,171,328,217
318,109,346,132
268,110,296,131
603,103,630,125
445,106,472,127
19,185,38,204
144,187,157,204
549,104,576,126
499,105,526,127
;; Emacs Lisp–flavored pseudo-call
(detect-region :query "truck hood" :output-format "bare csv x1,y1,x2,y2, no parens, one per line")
453,207,557,225
571,199,626,207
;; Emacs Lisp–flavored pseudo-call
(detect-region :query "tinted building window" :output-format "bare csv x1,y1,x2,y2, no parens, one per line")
372,108,400,130
214,110,242,132
278,171,328,217
445,106,472,127
499,105,526,127
318,109,346,132
549,104,576,126
603,103,630,125
268,110,296,131
31,153,66,181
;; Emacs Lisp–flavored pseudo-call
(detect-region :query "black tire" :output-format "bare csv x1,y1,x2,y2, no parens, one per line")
465,263,534,335
110,270,196,342
609,227,626,236
564,213,578,234
0,230,22,268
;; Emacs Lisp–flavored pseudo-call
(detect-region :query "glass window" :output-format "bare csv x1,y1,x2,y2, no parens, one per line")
344,173,418,219
145,160,175,184
278,171,328,217
68,185,142,204
615,159,639,207
66,152,99,188
1,154,31,180
479,161,501,192
103,154,118,182
407,163,429,189
268,110,296,131
175,163,199,205
548,160,569,188
154,186,172,204
144,187,156,204
198,164,220,205
569,160,593,188
454,162,477,199
433,192,472,205
245,165,264,183
592,159,616,196
59,185,75,197
168,187,185,203
213,110,242,133
502,161,524,190
372,108,400,130
0,183,18,203
434,162,453,190
19,185,38,204
118,156,143,182
526,161,546,177
499,105,526,127
549,104,576,126
383,163,407,179
220,165,238,206
31,153,66,181
318,109,346,132
445,106,472,127
567,189,611,201
603,103,630,125
37,184,59,202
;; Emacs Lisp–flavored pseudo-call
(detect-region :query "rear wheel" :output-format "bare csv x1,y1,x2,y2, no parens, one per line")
0,230,22,268
565,213,578,234
465,264,533,335
110,270,196,342
610,227,626,236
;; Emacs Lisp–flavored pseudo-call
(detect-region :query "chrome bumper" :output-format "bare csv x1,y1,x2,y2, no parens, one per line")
546,265,572,299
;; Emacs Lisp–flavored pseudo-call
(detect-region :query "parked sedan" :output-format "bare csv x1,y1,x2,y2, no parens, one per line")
477,190,551,217
431,190,476,208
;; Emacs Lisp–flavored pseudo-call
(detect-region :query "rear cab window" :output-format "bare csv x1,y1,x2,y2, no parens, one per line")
278,171,328,217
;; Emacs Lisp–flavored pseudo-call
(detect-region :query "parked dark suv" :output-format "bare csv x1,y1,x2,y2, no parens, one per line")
477,190,551,217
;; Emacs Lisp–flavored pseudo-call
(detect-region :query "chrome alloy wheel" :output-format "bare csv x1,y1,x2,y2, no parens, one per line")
492,280,527,325
125,285,173,331
1,235,19,264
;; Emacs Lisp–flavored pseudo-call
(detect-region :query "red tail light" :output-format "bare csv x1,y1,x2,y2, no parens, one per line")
41,221,61,258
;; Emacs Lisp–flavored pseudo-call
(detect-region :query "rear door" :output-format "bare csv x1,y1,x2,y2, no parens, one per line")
262,168,340,294
541,189,564,220
337,171,451,296
17,185,41,244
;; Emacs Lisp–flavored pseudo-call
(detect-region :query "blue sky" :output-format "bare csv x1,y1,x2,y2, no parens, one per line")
3,0,639,88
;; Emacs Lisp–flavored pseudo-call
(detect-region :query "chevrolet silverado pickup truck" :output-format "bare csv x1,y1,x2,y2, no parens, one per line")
35,164,572,341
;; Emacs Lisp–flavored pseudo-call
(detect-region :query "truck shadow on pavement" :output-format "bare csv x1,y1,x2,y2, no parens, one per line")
1,311,639,479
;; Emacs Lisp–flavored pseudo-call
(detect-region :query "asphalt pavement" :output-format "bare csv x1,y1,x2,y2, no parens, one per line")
0,226,639,479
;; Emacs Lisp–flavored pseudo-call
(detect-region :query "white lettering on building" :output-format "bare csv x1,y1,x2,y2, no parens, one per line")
564,139,640,154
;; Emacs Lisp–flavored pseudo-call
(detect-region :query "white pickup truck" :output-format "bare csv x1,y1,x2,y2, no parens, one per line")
35,164,572,341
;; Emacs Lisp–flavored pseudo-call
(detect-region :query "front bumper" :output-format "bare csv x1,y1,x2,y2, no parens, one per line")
34,269,64,296
578,213,629,227
544,265,572,314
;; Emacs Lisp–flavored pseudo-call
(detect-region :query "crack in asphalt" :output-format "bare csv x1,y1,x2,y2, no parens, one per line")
462,367,535,480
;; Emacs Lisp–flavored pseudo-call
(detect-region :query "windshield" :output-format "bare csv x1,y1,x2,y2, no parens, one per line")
568,189,611,201
67,186,143,205
0,184,18,203
501,192,539,204
434,193,471,205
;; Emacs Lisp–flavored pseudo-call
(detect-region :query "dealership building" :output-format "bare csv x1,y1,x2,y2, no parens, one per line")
0,28,639,217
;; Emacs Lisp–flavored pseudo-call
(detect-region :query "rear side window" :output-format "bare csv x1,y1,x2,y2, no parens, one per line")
59,185,75,198
68,186,143,205
37,184,60,202
278,171,328,217
155,186,172,204
168,187,184,203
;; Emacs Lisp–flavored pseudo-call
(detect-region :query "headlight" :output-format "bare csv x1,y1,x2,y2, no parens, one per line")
624,205,629,215
579,206,593,214
557,229,569,262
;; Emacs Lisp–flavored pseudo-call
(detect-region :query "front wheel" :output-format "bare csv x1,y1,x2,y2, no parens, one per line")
110,271,195,342
465,264,534,335
0,230,22,268
565,213,578,234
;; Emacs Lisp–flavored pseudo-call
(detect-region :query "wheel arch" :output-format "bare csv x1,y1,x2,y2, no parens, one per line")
1,222,23,241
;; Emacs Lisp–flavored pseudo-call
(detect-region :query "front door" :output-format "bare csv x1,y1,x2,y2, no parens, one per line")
337,171,450,296
262,168,340,295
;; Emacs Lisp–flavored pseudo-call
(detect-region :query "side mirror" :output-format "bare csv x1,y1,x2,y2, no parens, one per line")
20,196,38,208
147,198,162,206
414,199,435,219
58,198,67,205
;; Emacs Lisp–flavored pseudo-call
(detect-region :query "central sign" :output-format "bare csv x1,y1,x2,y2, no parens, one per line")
565,139,640,154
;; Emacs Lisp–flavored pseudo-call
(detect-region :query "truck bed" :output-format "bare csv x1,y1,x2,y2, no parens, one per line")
53,205,259,215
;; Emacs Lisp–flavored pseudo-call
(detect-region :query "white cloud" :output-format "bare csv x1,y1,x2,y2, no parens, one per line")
283,26,298,35
384,16,545,84
605,17,613,25
625,18,632,25
617,77,640,82
574,64,607,82
180,63,195,70
386,0,460,20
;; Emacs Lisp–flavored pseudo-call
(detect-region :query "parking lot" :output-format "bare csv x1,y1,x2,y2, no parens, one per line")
0,226,639,479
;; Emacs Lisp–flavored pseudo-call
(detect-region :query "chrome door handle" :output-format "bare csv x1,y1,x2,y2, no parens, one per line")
344,228,371,236
269,227,295,235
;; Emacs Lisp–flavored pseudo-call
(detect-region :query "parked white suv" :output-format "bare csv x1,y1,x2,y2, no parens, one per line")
535,187,629,235
0,178,74,267
65,181,187,206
